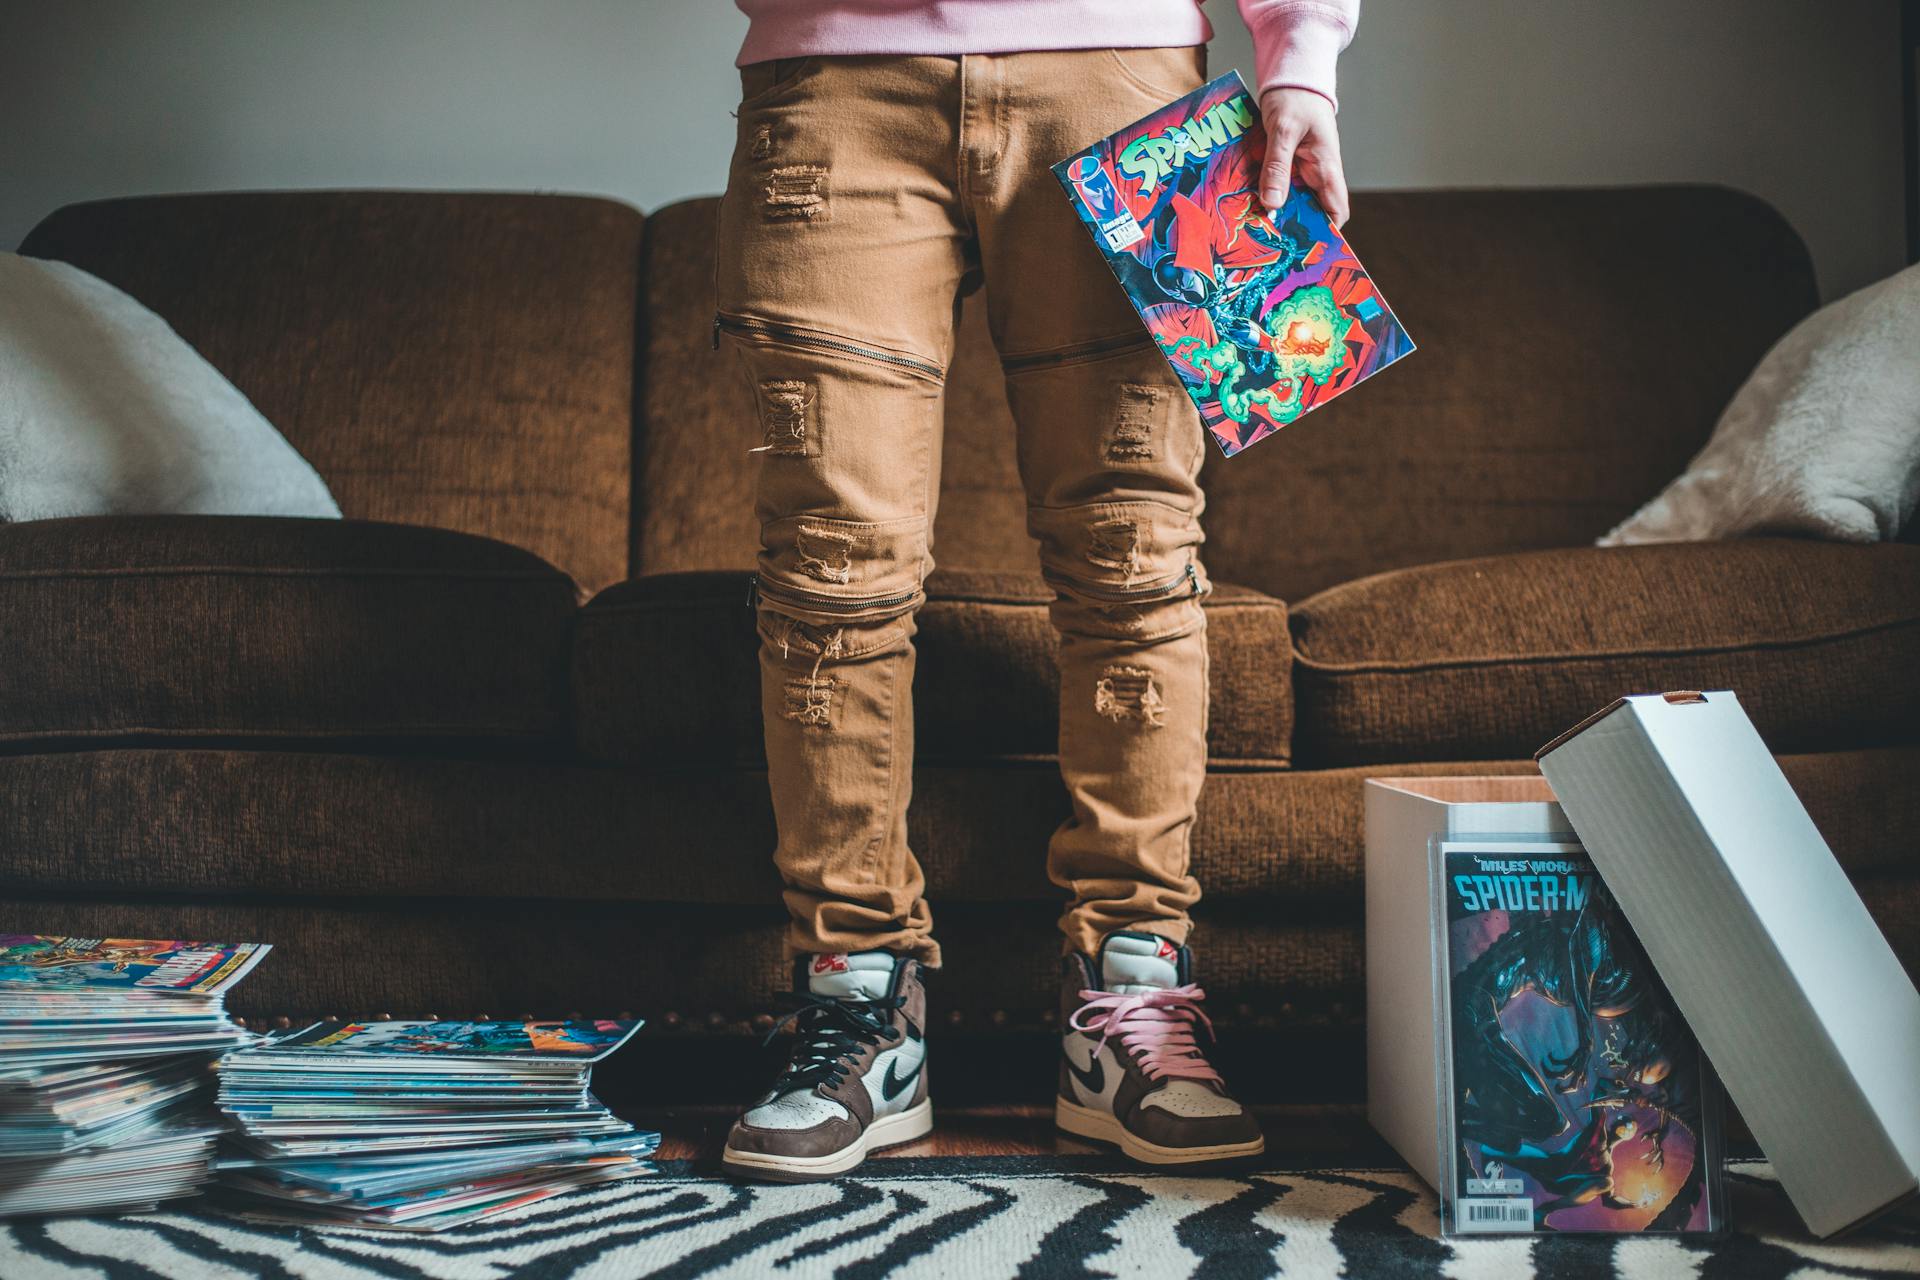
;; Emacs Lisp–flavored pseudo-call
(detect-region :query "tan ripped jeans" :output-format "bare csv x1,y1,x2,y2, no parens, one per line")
716,49,1213,966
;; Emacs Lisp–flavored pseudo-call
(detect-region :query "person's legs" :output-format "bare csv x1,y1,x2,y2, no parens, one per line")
715,54,967,1181
969,46,1211,956
968,46,1262,1164
717,55,971,967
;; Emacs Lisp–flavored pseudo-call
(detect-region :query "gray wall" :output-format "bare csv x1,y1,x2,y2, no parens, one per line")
2,0,1906,298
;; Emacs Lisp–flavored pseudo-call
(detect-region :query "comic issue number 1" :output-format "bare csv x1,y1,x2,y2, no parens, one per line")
1053,71,1414,457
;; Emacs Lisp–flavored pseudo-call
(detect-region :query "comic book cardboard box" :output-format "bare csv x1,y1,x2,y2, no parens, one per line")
1365,691,1920,1240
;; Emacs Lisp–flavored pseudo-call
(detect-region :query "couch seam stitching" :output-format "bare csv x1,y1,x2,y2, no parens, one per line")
585,597,1284,615
580,750,1298,769
1292,615,1919,674
0,724,560,741
0,567,572,584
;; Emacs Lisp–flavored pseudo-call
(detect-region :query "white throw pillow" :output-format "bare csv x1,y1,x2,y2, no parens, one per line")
1602,263,1920,546
0,252,340,522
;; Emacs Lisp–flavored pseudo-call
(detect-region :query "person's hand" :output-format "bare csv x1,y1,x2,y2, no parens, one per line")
1257,87,1349,229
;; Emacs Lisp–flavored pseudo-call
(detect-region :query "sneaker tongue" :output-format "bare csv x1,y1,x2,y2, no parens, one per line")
1100,932,1181,994
805,951,895,1001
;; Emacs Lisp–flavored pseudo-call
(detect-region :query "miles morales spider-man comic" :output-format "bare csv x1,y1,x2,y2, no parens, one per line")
1439,845,1726,1235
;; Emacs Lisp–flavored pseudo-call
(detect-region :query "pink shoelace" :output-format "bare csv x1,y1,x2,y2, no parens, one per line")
1069,984,1221,1083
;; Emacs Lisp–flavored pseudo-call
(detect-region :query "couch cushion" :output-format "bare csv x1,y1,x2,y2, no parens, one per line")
0,516,576,751
20,192,641,593
1289,539,1920,765
574,569,1293,766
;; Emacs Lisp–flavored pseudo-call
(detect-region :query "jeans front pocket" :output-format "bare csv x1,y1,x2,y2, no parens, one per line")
1103,46,1208,101
738,56,820,110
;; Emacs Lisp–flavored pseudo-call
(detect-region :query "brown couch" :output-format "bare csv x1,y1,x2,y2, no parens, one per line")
7,187,1916,1101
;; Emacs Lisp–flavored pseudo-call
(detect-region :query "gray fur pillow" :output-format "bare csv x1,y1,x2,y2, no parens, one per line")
1603,263,1920,545
0,252,339,522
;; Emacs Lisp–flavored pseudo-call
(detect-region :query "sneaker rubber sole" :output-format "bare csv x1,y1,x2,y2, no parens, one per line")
1054,1095,1265,1166
721,1098,934,1183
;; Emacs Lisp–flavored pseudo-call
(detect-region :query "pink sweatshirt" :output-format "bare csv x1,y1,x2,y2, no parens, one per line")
735,0,1359,108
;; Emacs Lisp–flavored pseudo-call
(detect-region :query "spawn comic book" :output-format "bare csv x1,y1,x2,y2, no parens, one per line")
1436,841,1725,1235
1053,71,1413,457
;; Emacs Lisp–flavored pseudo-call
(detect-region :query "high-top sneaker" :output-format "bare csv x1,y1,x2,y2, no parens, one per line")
1056,931,1264,1165
721,951,931,1182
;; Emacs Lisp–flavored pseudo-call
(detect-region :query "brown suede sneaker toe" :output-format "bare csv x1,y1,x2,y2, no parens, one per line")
722,951,931,1182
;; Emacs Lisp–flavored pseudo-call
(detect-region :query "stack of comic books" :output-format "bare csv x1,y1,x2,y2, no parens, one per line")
0,935,270,1216
213,1019,658,1231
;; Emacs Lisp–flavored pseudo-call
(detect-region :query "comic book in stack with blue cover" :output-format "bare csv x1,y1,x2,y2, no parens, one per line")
1054,71,1413,457
0,935,269,1215
215,1019,658,1230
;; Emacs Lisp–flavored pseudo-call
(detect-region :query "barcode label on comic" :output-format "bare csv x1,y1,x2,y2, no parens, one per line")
1458,1198,1534,1232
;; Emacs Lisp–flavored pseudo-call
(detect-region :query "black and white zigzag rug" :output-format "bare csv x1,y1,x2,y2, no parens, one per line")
1,1157,1914,1279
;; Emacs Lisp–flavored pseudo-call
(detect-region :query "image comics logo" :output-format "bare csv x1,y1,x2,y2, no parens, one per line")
1068,155,1122,221
812,954,850,975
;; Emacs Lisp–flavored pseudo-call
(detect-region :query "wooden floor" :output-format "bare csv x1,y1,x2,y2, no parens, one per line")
631,1104,1392,1164
632,1105,1766,1171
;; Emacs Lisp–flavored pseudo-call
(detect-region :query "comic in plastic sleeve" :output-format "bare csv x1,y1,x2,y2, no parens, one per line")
1436,842,1725,1235
1053,71,1413,457
0,936,271,994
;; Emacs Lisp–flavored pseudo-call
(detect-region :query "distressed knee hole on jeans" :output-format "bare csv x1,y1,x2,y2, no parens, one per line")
756,378,814,454
764,164,828,220
775,619,846,726
1094,665,1166,727
769,615,848,662
783,675,839,726
1086,518,1144,578
795,526,857,584
1107,384,1163,461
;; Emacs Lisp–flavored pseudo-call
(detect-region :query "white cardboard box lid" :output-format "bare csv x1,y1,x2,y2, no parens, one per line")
1536,690,1920,1238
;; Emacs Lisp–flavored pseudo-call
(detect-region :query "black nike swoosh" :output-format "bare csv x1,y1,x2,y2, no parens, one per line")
880,1056,923,1102
1063,1041,1104,1095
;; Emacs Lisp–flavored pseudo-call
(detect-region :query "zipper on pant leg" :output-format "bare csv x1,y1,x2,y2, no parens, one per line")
1001,331,1156,373
1045,562,1201,604
751,573,922,616
714,312,945,382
